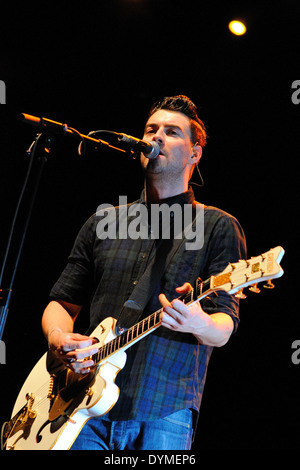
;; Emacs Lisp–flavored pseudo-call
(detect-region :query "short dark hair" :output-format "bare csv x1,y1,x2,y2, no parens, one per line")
148,95,207,148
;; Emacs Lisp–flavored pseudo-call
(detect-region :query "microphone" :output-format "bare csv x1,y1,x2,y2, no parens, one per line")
118,133,160,159
20,114,160,159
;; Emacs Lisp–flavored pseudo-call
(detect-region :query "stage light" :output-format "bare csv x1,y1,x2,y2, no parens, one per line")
228,20,247,36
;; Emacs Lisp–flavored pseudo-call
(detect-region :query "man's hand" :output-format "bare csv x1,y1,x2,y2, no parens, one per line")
159,282,234,346
48,329,99,374
159,282,211,333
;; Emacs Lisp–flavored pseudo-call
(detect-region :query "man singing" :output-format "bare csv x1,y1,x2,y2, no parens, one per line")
42,95,246,450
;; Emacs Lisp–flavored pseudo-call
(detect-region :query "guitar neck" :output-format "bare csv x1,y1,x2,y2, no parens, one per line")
93,245,286,365
94,277,212,366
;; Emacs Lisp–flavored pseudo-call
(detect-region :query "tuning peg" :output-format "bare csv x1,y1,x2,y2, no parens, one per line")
235,289,247,299
263,280,275,289
249,284,261,293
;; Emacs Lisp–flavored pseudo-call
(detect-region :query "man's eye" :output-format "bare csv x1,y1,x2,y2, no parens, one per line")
167,129,178,136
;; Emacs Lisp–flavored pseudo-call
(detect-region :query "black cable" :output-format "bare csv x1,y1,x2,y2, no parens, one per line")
0,133,43,287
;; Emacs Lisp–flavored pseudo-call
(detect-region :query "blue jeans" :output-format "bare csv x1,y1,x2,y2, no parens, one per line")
71,409,193,450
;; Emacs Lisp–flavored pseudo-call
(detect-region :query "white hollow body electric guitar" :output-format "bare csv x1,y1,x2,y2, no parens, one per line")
1,246,284,450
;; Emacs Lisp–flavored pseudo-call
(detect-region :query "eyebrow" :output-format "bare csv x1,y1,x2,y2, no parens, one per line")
144,123,184,134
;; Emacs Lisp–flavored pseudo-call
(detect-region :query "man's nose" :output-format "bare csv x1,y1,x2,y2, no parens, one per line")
152,128,164,144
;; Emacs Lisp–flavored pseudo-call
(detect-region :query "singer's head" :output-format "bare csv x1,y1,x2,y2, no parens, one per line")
148,95,207,149
141,95,207,198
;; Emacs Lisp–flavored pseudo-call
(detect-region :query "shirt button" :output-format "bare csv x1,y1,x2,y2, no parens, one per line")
133,280,138,285
141,253,147,259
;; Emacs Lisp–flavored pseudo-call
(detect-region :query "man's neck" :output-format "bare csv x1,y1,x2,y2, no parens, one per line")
144,179,188,204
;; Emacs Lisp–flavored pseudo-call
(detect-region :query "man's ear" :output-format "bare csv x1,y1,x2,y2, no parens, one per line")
189,144,202,165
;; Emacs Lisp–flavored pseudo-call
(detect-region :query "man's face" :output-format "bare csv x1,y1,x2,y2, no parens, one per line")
140,109,194,178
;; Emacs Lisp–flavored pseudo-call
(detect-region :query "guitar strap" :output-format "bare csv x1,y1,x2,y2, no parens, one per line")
116,201,203,331
116,236,184,332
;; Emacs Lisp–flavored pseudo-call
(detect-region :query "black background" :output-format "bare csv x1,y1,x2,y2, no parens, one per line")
0,0,299,451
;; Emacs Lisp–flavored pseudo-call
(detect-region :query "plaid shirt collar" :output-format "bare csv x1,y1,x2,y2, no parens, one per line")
139,186,196,208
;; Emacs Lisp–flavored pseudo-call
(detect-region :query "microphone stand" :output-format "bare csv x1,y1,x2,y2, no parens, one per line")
0,116,136,342
0,132,49,341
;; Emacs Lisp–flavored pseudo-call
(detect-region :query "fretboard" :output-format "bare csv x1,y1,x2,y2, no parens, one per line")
94,276,212,365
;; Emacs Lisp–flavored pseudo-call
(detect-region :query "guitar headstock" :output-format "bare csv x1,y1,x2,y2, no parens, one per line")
211,246,285,298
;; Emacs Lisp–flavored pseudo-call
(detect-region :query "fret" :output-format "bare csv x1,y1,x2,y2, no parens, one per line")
116,334,121,351
203,279,211,292
127,328,133,343
120,332,127,348
148,312,156,329
101,344,107,359
97,347,102,363
183,290,193,305
100,345,105,361
110,338,117,354
132,324,137,338
196,278,203,298
137,322,143,336
106,341,111,356
196,278,210,299
96,348,101,363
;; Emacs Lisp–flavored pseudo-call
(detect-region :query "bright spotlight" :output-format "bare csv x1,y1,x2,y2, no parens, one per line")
228,20,247,36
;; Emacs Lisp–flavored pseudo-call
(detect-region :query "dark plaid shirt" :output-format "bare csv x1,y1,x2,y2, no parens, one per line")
49,188,246,421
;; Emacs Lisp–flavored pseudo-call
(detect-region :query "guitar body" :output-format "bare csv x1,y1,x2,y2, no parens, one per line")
5,317,126,450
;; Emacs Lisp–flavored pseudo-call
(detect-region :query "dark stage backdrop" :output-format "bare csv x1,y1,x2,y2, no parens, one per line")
0,1,298,451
